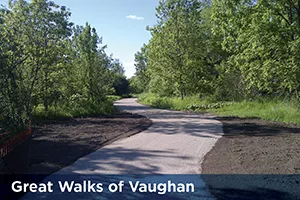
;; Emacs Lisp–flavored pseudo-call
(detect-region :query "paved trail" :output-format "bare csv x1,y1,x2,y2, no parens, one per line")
22,98,223,200
109,98,223,174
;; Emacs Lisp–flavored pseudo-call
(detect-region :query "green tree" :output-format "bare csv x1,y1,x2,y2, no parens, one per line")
212,0,300,99
147,0,220,99
133,44,150,93
0,0,72,132
76,23,112,103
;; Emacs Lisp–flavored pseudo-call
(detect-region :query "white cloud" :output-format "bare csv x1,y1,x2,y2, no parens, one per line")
126,15,144,20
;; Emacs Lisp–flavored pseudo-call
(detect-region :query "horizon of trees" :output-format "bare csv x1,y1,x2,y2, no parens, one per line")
2,0,300,135
132,0,300,102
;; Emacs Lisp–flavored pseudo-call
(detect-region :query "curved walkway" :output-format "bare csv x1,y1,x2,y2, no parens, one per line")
111,98,223,174
22,98,223,200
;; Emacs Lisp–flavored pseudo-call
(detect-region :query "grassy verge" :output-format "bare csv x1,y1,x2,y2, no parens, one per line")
0,96,122,145
106,95,122,102
138,93,208,110
32,96,121,123
210,100,300,124
138,93,300,124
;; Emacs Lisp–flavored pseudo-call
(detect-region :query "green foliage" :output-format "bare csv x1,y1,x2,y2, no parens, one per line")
74,23,113,103
212,0,300,97
139,94,300,125
32,105,72,121
138,93,174,109
211,99,300,124
67,100,115,117
139,93,208,110
0,0,72,134
139,93,233,111
113,75,130,96
137,0,300,125
132,44,150,94
186,102,234,111
32,100,115,122
129,76,144,94
0,0,126,139
145,0,221,99
106,95,122,102
212,64,247,101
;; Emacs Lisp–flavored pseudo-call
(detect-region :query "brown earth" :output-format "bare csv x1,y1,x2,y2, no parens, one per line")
202,116,300,174
201,117,300,199
27,111,152,175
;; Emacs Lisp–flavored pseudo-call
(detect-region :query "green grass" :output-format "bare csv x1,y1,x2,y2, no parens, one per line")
138,93,208,110
32,97,118,122
210,100,300,124
139,93,300,124
1,97,120,145
32,105,73,121
106,95,122,102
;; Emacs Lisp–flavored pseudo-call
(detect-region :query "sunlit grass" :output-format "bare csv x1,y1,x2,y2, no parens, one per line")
32,96,118,122
210,100,300,124
106,95,122,102
139,93,300,124
138,93,207,110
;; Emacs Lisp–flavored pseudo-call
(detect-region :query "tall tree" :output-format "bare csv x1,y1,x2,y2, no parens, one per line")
133,44,150,93
147,0,219,98
76,23,112,103
0,0,72,131
212,0,300,98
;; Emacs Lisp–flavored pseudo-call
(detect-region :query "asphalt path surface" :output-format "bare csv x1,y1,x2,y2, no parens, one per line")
22,98,223,200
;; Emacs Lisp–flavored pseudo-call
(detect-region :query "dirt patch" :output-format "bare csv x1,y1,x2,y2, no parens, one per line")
202,117,300,174
27,111,152,175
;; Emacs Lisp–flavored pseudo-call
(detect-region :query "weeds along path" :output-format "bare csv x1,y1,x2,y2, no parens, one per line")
22,98,223,200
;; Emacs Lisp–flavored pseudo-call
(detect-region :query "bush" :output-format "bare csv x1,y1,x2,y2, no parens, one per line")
32,99,116,122
185,102,234,111
138,93,208,110
211,99,300,124
138,93,172,109
69,100,115,117
106,95,122,102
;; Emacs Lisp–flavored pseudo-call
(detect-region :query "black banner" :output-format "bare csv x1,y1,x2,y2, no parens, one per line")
1,174,300,200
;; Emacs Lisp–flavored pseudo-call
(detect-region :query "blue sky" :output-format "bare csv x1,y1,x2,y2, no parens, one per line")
0,0,159,78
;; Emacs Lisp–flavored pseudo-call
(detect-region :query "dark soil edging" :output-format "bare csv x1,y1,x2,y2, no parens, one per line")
201,116,300,199
1,111,152,200
20,111,152,177
202,116,300,174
